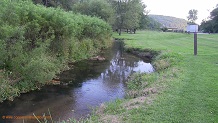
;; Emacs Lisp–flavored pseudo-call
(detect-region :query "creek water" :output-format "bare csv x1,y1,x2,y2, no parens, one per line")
0,41,154,123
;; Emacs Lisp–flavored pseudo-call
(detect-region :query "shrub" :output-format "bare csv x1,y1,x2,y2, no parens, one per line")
0,73,20,102
0,0,112,102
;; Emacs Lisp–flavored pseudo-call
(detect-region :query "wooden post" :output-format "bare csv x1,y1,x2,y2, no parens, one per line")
194,32,197,55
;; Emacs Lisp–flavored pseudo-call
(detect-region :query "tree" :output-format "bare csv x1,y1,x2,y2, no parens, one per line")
139,14,149,29
114,0,144,35
187,9,198,24
32,0,77,10
72,0,115,25
123,0,143,33
200,4,218,33
139,4,161,30
200,20,214,33
210,5,218,32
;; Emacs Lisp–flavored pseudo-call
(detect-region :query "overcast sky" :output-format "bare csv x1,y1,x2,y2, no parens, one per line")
142,0,218,24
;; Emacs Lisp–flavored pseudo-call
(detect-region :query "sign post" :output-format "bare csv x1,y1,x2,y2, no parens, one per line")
187,25,198,55
194,32,197,55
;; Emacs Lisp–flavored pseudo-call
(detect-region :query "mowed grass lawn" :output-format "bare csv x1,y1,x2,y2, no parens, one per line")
113,31,218,123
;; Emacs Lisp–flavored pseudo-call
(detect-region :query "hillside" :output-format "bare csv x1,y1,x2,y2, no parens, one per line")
149,14,188,30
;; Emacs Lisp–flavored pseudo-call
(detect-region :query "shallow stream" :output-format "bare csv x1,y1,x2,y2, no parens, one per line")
0,41,154,122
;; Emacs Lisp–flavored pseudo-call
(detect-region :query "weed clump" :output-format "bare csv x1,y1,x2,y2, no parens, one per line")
153,51,183,71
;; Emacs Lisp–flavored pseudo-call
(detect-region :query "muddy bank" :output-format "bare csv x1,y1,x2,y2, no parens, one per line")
124,46,172,71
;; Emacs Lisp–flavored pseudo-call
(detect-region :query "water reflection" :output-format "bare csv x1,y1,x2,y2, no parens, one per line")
0,41,154,123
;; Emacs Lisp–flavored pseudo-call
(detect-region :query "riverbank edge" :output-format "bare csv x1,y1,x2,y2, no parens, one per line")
0,38,113,103
59,39,183,122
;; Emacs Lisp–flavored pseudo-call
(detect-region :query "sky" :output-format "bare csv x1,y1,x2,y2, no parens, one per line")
142,0,218,24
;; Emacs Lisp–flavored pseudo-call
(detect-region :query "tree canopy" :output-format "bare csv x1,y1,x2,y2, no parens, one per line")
200,4,218,33
72,0,115,25
112,0,146,35
32,0,152,35
187,9,198,24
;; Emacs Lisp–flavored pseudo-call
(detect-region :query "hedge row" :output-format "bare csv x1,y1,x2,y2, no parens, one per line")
0,0,112,102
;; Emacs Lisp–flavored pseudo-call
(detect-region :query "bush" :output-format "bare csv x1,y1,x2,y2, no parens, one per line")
0,0,112,102
0,72,20,102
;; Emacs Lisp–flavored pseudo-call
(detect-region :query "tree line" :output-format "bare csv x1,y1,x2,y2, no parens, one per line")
32,0,161,35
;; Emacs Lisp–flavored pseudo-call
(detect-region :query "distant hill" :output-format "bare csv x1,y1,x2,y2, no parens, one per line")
149,14,188,30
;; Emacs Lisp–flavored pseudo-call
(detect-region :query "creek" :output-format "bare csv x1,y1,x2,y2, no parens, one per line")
0,41,154,122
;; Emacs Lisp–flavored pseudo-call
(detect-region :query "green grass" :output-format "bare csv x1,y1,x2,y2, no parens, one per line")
112,31,218,123
60,31,218,123
85,31,218,123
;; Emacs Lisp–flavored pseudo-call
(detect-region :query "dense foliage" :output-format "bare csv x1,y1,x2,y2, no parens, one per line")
112,0,145,34
0,0,112,102
32,0,78,10
72,0,115,25
200,4,218,33
32,0,162,35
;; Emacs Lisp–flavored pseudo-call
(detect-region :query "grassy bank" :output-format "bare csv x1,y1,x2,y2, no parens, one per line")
84,31,218,122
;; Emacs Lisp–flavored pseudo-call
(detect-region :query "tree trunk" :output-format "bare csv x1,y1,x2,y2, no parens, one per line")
119,28,121,35
130,29,132,34
42,0,48,6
